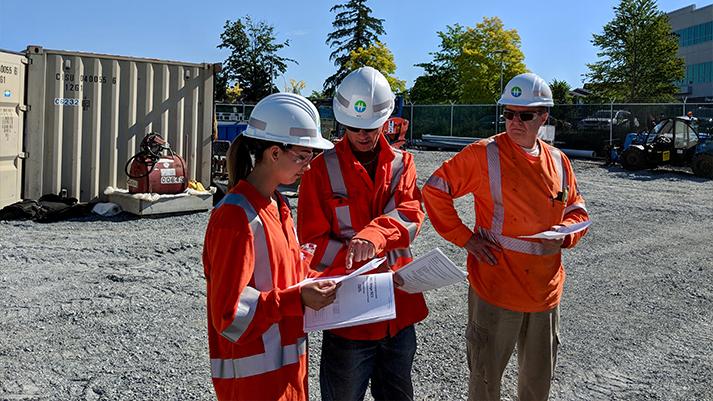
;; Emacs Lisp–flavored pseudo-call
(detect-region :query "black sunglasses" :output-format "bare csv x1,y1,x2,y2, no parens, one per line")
344,125,379,133
503,110,542,122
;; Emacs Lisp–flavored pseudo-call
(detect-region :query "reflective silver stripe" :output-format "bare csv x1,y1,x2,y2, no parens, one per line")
478,227,560,256
317,239,345,272
385,150,414,266
248,117,267,131
384,196,396,214
385,209,418,242
425,174,450,194
486,140,505,234
217,194,274,292
335,91,350,108
335,205,355,238
373,99,393,113
324,149,355,238
211,325,307,379
564,202,587,215
388,150,404,195
290,127,318,137
549,147,568,193
324,149,347,197
387,248,413,266
383,150,405,216
221,286,260,342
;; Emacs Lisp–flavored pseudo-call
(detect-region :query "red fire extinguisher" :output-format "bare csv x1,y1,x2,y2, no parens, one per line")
125,133,188,194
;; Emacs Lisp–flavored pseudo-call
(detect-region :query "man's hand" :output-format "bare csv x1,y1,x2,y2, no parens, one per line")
301,280,339,310
540,225,565,253
464,233,502,266
393,272,404,288
345,238,376,270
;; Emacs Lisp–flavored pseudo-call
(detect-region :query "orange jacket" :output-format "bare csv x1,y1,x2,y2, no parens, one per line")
422,133,589,313
297,134,428,340
203,180,309,401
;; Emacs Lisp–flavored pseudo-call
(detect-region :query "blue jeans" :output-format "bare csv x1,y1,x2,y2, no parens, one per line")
320,325,417,401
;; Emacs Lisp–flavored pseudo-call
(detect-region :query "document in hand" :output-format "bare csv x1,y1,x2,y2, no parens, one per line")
303,272,395,332
518,220,592,240
395,248,467,294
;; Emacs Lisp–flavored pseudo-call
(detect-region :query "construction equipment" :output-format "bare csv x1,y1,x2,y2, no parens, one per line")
615,116,713,178
383,116,409,149
125,133,188,194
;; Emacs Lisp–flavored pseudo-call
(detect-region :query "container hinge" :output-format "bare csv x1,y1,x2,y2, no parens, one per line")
17,104,28,113
18,152,28,159
21,58,29,65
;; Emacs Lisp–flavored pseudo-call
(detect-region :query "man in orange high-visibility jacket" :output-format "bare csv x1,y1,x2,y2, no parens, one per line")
422,73,589,401
298,67,428,401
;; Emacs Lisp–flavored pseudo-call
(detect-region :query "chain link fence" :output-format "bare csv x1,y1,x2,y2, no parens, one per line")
216,101,713,154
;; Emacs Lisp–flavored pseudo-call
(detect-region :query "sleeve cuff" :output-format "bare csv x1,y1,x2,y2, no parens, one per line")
354,228,387,253
452,225,475,248
279,285,304,317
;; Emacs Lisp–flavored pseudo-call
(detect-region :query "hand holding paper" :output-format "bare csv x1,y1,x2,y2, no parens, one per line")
518,220,592,240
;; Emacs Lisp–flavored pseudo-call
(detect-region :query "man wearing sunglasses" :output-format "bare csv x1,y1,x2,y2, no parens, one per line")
423,73,589,401
297,67,427,401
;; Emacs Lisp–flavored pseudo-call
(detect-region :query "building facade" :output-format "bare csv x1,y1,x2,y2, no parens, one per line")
668,4,713,102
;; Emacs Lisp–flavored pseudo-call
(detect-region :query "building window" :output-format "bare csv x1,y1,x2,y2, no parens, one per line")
676,21,713,47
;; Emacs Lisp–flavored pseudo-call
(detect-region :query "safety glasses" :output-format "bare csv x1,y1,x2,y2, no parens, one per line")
503,109,543,122
344,125,379,134
286,149,316,165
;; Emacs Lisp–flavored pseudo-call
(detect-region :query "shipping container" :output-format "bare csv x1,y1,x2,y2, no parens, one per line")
0,49,27,209
23,46,216,202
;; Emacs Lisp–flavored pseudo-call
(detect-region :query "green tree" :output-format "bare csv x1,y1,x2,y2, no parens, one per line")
550,79,573,105
410,17,526,104
343,41,406,93
218,16,296,102
585,0,684,102
324,0,385,94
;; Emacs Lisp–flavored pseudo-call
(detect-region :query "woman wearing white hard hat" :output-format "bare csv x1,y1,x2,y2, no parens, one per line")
298,67,428,401
202,92,338,401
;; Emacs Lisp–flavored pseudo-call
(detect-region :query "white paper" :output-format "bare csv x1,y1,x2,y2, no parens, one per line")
303,272,395,332
395,248,467,294
518,220,592,240
298,257,386,287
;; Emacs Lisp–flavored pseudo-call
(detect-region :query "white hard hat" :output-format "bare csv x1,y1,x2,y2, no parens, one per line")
498,73,554,107
333,66,395,129
243,92,334,150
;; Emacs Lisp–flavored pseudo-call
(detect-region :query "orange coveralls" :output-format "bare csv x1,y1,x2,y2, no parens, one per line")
297,134,428,340
203,180,310,401
422,133,589,312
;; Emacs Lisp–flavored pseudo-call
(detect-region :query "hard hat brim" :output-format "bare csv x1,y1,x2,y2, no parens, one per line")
243,129,334,150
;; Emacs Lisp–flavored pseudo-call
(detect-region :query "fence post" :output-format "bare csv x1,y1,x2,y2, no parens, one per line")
449,101,455,136
683,96,687,116
609,100,614,146
409,101,414,144
241,101,246,120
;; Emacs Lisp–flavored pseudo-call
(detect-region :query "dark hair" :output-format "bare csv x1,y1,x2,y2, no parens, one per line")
227,136,290,189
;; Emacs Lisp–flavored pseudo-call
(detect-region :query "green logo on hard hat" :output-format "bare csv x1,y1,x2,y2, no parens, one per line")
511,86,522,97
354,100,367,113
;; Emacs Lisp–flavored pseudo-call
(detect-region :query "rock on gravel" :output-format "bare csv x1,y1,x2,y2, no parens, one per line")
1,150,711,401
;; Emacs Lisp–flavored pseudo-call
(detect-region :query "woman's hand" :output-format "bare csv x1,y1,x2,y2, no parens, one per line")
301,280,339,310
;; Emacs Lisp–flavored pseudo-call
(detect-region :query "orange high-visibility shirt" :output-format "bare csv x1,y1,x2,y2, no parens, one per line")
422,133,589,312
203,180,309,401
297,134,428,340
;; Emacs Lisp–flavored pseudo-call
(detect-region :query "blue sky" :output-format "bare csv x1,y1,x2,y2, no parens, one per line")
0,0,701,95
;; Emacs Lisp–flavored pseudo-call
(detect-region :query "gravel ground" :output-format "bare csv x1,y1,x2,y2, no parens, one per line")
1,150,712,401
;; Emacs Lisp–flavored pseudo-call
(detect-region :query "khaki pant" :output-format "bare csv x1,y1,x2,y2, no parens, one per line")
466,288,560,401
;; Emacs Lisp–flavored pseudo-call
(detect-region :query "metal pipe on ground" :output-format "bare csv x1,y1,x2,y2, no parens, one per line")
561,149,599,159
